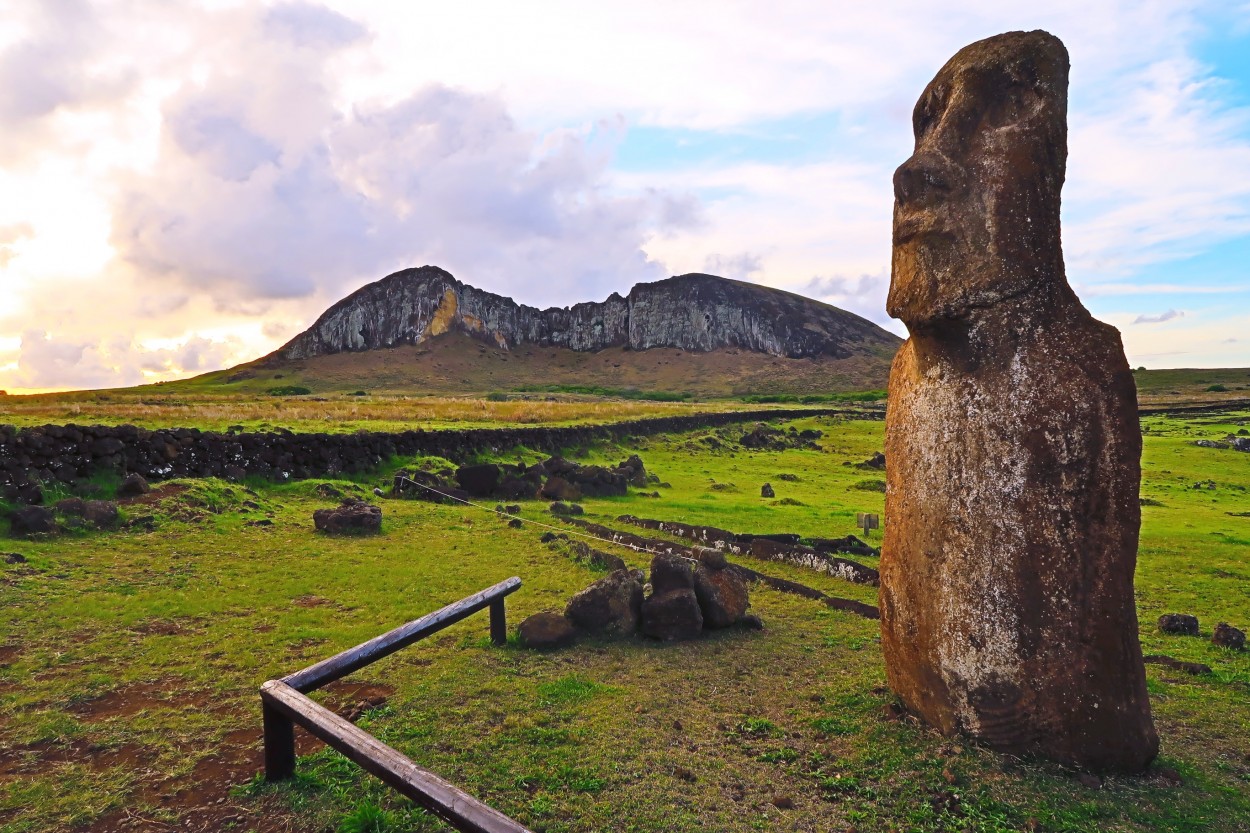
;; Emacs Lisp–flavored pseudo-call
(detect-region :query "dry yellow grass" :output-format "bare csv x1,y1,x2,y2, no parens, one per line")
0,391,760,433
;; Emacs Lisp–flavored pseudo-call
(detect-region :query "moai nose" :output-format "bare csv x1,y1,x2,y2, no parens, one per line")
893,153,961,207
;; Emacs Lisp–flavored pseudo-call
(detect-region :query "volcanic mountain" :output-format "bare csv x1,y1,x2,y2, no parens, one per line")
238,266,902,396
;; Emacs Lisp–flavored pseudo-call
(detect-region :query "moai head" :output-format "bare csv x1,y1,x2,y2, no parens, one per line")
887,31,1070,329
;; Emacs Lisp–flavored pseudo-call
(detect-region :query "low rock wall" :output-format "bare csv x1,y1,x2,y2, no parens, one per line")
0,408,868,502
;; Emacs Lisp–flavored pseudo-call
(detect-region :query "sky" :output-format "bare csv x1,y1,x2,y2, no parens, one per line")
1,0,1248,394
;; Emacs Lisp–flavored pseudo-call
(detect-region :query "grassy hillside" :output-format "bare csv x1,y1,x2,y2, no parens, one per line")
1134,367,1250,407
1,410,1247,832
197,331,899,397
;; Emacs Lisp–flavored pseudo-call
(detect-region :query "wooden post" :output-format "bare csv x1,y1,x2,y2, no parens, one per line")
262,680,533,832
489,598,507,646
263,699,296,781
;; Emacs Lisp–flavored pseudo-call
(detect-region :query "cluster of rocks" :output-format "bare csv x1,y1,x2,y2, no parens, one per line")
517,552,759,649
393,455,647,504
738,423,823,451
312,499,382,535
0,409,843,504
7,497,123,538
1158,613,1245,650
1193,436,1250,452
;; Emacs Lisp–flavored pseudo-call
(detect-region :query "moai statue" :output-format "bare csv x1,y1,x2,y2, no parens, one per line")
879,31,1158,771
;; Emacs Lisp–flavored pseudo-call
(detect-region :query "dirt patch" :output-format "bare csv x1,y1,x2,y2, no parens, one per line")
319,679,396,721
292,594,333,608
79,723,299,833
0,739,148,776
129,618,201,637
118,483,189,507
69,679,213,721
0,644,20,665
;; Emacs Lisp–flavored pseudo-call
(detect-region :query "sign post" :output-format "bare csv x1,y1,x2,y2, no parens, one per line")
856,512,880,538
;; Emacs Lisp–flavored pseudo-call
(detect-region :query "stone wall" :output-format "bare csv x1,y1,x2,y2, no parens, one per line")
0,408,873,503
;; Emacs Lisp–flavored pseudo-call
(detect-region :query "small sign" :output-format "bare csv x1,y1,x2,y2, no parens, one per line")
856,512,880,537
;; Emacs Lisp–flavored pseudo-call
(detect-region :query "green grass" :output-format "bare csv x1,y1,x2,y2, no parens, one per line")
512,384,694,401
0,412,1247,832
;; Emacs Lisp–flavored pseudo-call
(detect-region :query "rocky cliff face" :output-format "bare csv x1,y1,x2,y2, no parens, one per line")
274,266,899,361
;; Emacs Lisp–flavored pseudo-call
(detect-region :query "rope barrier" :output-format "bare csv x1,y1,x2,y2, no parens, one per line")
392,475,697,562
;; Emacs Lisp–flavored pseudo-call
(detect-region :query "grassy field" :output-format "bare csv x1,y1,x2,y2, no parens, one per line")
0,411,1247,832
0,391,785,434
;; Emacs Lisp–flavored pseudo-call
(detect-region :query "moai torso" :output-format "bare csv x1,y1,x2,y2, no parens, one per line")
879,30,1158,772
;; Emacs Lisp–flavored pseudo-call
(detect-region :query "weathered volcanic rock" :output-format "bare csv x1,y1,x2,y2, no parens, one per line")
1212,622,1246,650
1158,613,1199,636
641,590,703,641
55,498,119,529
313,499,382,535
641,552,703,640
455,464,501,497
272,267,901,361
117,472,150,498
8,505,56,537
693,562,749,628
878,31,1157,772
517,611,577,650
649,552,695,594
565,569,645,635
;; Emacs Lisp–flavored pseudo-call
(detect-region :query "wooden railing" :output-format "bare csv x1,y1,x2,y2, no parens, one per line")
261,577,530,833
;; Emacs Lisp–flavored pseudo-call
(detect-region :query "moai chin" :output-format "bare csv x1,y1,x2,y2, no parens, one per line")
879,30,1158,772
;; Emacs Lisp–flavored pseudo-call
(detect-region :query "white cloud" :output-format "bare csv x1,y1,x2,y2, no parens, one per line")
2,0,1250,391
1133,309,1185,324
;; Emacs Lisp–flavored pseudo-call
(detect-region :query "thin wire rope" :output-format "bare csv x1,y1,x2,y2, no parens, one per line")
393,475,697,562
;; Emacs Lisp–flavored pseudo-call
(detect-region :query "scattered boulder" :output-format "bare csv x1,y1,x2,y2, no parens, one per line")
4,552,27,564
641,587,704,641
507,518,523,528
117,473,151,498
739,423,822,451
1193,440,1230,450
693,560,749,628
314,483,343,499
549,502,584,516
760,483,775,498
649,552,695,594
858,451,886,470
8,506,57,537
642,553,703,640
540,476,583,502
517,611,577,650
313,499,382,535
616,454,648,487
1212,622,1246,650
455,463,501,497
1158,613,1199,636
565,569,645,635
55,498,119,529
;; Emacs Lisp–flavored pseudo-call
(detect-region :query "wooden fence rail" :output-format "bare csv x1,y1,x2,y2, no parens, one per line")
260,576,530,833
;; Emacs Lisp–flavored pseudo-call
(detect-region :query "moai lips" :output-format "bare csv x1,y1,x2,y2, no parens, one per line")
879,30,1158,772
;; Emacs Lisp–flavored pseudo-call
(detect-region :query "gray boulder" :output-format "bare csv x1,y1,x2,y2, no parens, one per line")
517,611,577,650
565,569,645,635
117,473,151,498
641,589,704,641
9,506,56,537
1158,613,1199,636
313,499,382,535
693,562,750,629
